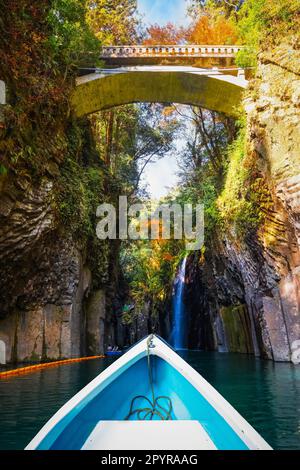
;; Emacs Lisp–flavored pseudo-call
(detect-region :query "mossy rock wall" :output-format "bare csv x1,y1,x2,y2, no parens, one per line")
220,304,254,354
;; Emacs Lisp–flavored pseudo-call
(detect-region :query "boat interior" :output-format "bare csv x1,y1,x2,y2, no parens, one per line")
36,355,249,450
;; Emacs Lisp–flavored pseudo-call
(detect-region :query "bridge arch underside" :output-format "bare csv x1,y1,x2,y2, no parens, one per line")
73,71,244,118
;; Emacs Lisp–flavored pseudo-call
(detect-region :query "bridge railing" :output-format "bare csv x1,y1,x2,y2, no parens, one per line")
100,45,243,58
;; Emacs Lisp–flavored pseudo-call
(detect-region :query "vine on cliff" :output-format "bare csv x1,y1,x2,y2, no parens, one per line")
0,0,99,175
217,115,273,236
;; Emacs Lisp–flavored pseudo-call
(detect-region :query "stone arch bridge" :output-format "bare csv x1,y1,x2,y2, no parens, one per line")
72,66,248,118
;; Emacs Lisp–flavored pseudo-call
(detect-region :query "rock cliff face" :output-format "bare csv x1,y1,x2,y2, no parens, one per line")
0,1,126,364
0,172,120,363
188,44,300,363
0,176,86,362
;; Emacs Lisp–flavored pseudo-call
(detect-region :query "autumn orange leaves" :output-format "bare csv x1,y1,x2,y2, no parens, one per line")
143,10,239,46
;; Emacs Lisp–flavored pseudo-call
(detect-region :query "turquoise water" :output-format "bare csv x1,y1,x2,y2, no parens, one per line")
0,352,299,450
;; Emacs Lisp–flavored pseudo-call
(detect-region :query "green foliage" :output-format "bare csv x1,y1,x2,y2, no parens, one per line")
217,116,272,235
175,108,236,239
48,0,100,69
217,120,248,224
55,121,105,240
235,46,257,68
0,165,8,176
120,238,183,317
174,176,221,238
234,0,265,67
57,159,103,239
91,103,180,197
235,0,300,67
0,0,100,174
262,0,300,25
86,0,140,44
188,0,244,18
189,1,299,67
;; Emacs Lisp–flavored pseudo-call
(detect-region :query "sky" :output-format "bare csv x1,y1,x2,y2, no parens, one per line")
137,1,189,198
141,145,181,200
138,0,190,28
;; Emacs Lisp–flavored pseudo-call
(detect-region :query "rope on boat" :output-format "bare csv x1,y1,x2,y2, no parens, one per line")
125,335,173,421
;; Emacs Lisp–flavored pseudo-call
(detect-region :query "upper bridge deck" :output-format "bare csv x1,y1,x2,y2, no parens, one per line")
100,45,243,67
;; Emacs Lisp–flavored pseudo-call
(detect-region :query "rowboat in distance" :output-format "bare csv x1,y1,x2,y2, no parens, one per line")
26,335,272,450
105,350,123,357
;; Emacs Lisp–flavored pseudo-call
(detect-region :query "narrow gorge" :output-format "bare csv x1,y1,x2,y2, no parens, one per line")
0,0,299,367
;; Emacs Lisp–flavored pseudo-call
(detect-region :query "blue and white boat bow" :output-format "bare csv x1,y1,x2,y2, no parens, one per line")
26,334,272,450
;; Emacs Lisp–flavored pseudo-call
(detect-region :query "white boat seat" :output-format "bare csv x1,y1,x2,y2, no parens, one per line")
82,420,217,450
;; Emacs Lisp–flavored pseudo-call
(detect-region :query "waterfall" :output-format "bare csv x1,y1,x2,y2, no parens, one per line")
170,256,188,350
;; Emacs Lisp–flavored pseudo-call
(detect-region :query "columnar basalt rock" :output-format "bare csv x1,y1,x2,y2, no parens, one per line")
244,46,300,362
0,223,93,362
188,44,300,363
85,289,106,356
0,176,108,362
